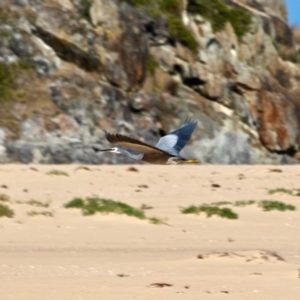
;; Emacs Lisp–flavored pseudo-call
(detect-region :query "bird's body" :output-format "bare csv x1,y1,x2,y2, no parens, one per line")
95,119,199,165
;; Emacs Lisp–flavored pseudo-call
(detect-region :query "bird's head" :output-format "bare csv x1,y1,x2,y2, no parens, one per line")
98,147,121,154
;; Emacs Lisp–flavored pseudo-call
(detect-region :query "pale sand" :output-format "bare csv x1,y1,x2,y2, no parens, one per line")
0,164,300,299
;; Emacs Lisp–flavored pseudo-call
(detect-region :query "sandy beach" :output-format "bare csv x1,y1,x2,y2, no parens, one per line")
1,164,300,299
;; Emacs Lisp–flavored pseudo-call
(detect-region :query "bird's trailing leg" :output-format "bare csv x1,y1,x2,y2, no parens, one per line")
170,158,200,164
184,159,200,164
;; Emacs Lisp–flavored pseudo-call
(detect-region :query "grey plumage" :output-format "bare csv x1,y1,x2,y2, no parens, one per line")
155,119,198,156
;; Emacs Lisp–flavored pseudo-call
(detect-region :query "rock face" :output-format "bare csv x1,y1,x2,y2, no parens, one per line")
0,0,300,164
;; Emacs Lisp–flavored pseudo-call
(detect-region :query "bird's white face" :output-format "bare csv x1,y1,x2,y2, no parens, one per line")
110,147,120,154
99,147,121,154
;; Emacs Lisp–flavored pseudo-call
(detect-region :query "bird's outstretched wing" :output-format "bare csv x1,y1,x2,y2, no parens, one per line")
105,132,170,155
155,119,197,156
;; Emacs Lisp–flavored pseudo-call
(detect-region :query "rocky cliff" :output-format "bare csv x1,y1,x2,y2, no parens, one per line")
0,0,300,164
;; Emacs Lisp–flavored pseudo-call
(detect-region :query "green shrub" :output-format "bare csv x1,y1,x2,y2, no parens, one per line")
159,0,181,15
0,63,16,103
17,200,50,208
167,15,198,53
120,0,198,53
80,0,93,21
65,196,146,219
181,204,238,219
259,200,296,212
187,0,252,38
146,54,159,76
120,0,150,6
0,203,14,218
65,196,168,224
27,211,53,217
148,217,169,225
65,197,85,209
268,188,294,195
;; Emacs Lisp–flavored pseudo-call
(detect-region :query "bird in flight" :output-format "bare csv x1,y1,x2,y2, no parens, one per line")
94,119,199,165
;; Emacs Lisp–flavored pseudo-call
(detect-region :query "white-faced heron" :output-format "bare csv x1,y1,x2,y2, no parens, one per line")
94,119,199,165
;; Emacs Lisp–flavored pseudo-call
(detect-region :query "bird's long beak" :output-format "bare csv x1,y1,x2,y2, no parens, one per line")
92,147,112,152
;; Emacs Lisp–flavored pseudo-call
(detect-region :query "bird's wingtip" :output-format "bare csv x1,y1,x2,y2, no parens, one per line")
184,118,198,125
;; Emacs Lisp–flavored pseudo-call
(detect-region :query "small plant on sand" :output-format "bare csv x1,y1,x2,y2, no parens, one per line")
210,200,256,207
0,193,10,202
182,199,296,220
65,196,167,224
268,188,294,196
65,196,146,218
27,210,54,217
211,201,232,206
234,200,256,207
0,203,14,218
149,217,169,225
258,200,296,212
181,204,238,219
46,170,69,177
17,200,50,207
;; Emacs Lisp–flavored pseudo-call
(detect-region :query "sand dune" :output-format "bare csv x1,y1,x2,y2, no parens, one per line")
1,164,300,299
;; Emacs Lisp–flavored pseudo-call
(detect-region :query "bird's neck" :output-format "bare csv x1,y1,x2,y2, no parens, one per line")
120,149,144,161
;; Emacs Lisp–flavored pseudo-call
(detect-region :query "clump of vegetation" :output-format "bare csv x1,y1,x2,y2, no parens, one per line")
65,196,166,224
0,193,10,202
159,0,182,16
79,0,93,21
46,170,69,177
258,200,296,212
27,211,54,217
234,200,256,207
0,63,17,103
210,200,256,207
65,197,84,209
181,204,238,219
120,0,150,6
149,217,169,225
187,0,252,38
17,200,50,208
0,60,34,104
167,15,198,53
210,201,232,206
181,199,297,219
65,197,146,218
267,187,300,197
268,188,294,195
121,0,198,53
146,54,159,76
0,203,14,218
